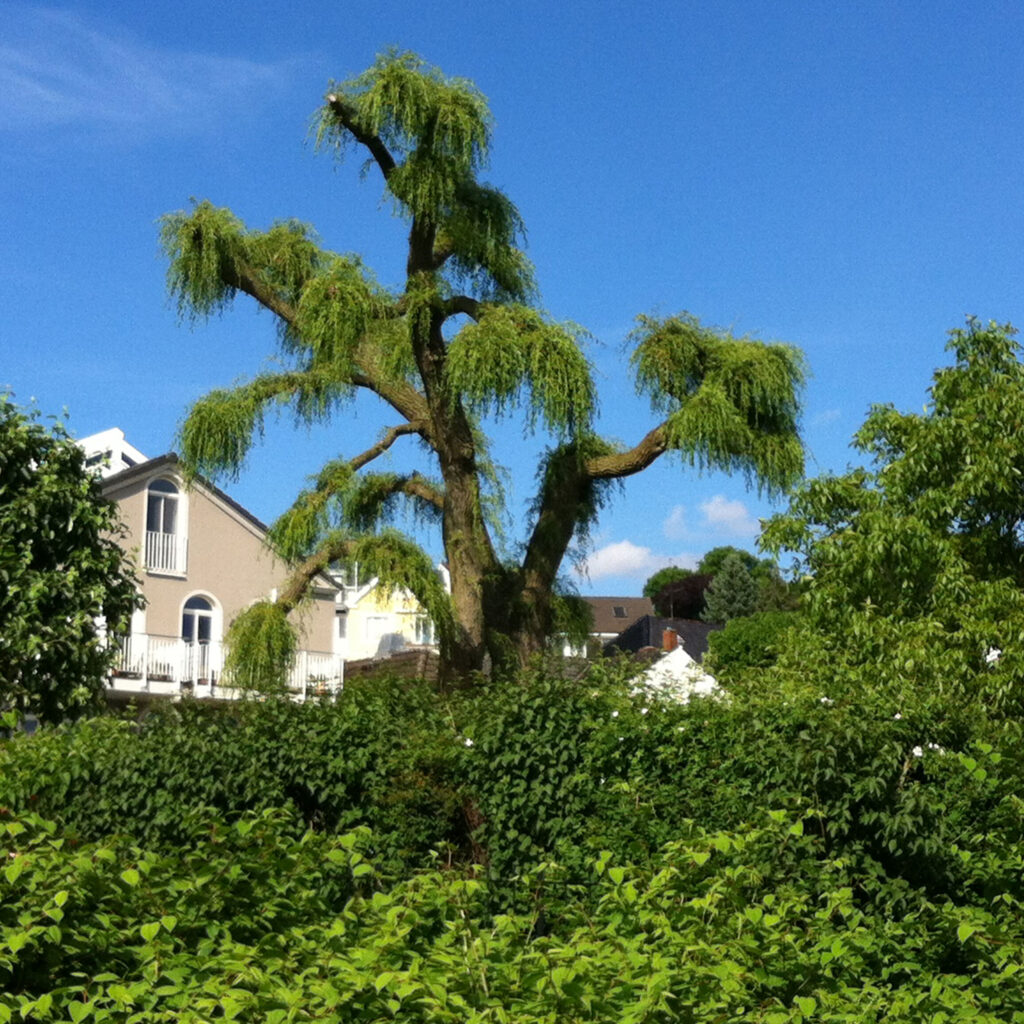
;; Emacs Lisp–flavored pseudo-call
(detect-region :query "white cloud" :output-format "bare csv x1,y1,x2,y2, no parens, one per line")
1,6,293,134
698,495,760,538
662,504,687,540
575,540,697,582
812,408,842,426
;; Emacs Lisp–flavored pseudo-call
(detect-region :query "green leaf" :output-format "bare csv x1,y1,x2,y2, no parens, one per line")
139,922,161,943
120,868,140,887
69,1001,92,1023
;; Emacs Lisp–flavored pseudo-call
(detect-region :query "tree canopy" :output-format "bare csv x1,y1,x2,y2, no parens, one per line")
0,398,139,721
162,50,805,680
641,565,692,601
762,319,1024,714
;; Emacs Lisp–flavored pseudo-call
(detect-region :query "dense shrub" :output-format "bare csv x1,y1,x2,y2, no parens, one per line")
704,610,798,676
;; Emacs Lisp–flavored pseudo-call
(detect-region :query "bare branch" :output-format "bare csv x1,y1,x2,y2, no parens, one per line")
325,94,397,180
350,422,423,472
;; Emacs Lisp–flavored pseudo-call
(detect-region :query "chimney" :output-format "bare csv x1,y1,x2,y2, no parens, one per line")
662,628,678,652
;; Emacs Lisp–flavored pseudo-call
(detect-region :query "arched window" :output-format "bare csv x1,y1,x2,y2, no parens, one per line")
181,595,220,686
181,595,214,645
145,478,186,573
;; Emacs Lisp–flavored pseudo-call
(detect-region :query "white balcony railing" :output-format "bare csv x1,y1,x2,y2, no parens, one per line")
144,531,188,574
112,634,344,700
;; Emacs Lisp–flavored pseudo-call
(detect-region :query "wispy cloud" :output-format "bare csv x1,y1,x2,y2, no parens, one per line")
698,495,759,538
661,495,760,542
1,6,294,135
575,540,697,582
662,504,687,540
812,408,842,426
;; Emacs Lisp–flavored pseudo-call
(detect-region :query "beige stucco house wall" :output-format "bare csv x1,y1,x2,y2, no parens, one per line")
78,430,441,690
102,454,338,656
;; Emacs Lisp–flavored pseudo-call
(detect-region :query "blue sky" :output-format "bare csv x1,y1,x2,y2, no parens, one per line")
4,1,1024,594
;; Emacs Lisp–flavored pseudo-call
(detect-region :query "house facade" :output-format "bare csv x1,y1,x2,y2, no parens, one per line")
332,563,445,662
80,430,343,700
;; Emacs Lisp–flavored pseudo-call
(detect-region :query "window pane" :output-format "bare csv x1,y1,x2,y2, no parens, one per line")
162,499,176,536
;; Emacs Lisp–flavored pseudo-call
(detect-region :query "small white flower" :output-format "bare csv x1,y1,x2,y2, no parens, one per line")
641,707,649,715
464,738,474,748
912,745,924,757
986,647,1002,665
820,697,833,705
611,710,619,718
894,713,902,720
927,742,943,752
676,725,686,732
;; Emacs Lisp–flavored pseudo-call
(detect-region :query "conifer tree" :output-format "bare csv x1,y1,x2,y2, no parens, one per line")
701,552,759,623
161,51,805,680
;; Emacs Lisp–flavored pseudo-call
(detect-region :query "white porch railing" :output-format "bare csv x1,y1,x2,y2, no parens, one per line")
144,531,188,574
112,634,344,700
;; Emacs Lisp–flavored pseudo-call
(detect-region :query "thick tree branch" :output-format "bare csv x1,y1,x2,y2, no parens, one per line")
215,259,433,436
443,295,482,321
431,242,454,269
349,343,433,437
278,537,355,612
585,425,668,479
514,424,670,643
397,471,445,510
221,258,298,324
325,95,397,180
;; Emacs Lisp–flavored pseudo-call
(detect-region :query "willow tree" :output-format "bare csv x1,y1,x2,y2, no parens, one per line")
162,52,804,680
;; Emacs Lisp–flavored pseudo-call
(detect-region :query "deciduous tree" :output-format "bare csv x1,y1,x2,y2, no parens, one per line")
0,398,139,721
162,51,804,679
642,566,693,601
763,319,1024,714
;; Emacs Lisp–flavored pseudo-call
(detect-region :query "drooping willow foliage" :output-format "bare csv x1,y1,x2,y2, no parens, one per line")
161,50,805,680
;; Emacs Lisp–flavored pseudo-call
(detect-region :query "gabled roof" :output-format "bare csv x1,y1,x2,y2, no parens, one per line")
101,453,270,535
584,596,655,634
101,453,337,593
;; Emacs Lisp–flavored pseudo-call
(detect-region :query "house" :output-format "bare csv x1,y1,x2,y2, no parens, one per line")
603,614,720,662
332,562,446,662
79,430,344,700
561,596,655,658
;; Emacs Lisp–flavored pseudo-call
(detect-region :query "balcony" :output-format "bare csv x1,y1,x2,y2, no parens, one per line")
144,531,188,575
111,633,344,701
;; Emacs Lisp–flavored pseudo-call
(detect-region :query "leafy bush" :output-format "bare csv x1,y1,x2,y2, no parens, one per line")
705,610,798,676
